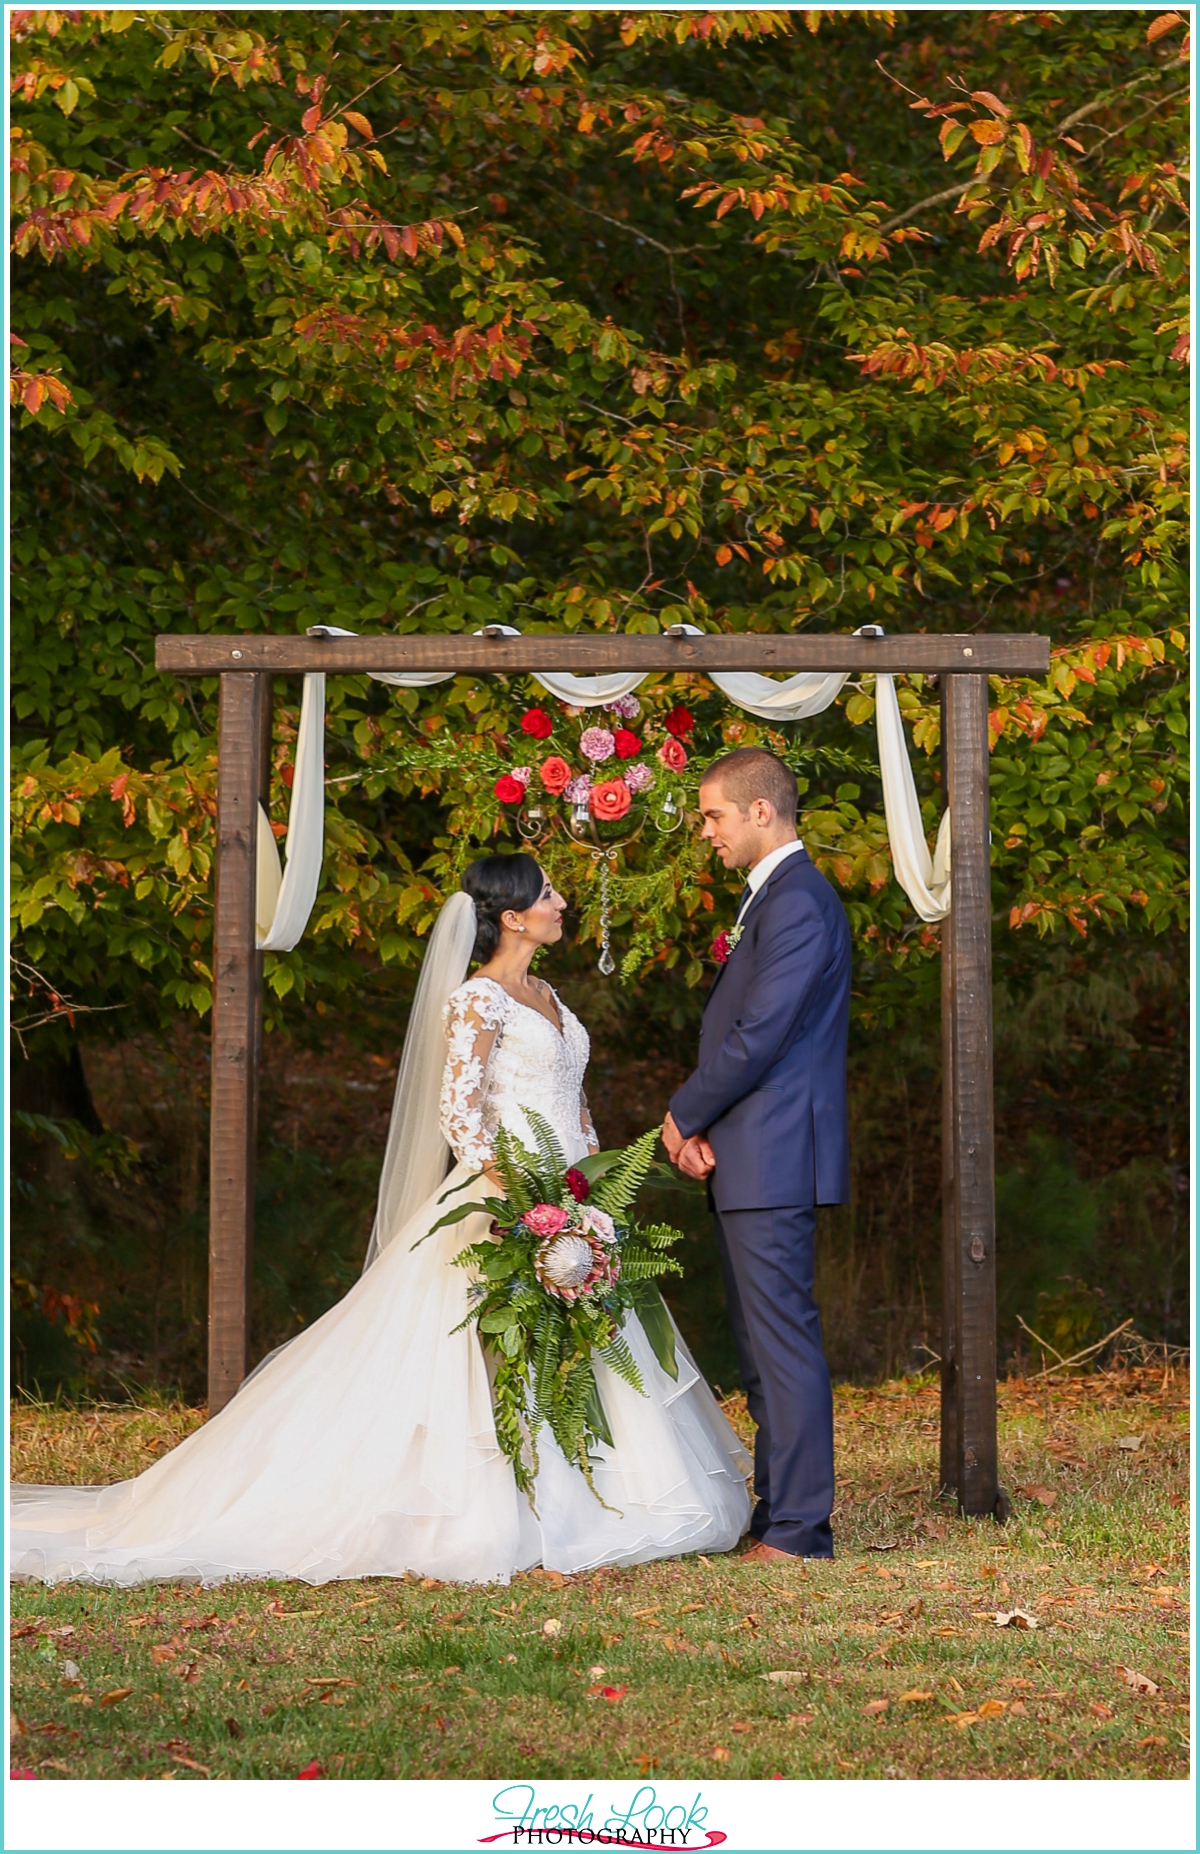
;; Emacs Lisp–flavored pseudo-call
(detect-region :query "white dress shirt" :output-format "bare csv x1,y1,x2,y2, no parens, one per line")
736,837,807,925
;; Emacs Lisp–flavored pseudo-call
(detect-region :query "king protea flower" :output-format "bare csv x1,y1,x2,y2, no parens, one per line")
535,1231,620,1302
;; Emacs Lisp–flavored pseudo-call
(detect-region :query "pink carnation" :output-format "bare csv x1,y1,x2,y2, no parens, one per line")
580,726,616,764
524,1203,570,1238
623,763,654,794
564,774,593,804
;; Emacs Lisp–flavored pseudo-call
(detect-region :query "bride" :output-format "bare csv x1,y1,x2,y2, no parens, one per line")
11,854,751,1586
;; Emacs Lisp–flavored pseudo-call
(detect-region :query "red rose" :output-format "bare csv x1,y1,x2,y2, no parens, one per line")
657,738,688,773
565,1166,591,1202
539,755,572,794
589,778,633,821
494,774,527,805
521,708,554,740
612,728,642,759
665,706,694,738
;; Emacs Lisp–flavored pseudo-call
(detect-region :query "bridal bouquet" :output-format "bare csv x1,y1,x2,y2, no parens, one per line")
427,1112,684,1506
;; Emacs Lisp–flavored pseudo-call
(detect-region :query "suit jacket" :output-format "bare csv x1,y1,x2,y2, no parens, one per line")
669,848,851,1213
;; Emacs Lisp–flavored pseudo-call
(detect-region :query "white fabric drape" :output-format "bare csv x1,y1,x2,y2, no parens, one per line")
251,627,951,951
875,673,952,923
255,671,327,952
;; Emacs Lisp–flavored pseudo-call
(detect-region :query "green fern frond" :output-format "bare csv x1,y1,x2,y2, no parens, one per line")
591,1126,660,1218
596,1329,644,1394
521,1107,568,1198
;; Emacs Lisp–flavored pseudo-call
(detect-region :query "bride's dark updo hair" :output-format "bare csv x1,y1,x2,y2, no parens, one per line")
461,853,544,963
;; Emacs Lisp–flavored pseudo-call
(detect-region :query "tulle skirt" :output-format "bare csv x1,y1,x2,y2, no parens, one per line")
10,1163,752,1587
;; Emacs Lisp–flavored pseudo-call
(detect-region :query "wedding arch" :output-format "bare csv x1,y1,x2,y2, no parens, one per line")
155,625,1049,1521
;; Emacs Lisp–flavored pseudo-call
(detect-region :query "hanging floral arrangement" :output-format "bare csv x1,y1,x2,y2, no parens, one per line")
376,677,884,982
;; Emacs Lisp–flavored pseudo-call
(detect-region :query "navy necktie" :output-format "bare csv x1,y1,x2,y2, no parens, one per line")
736,883,752,917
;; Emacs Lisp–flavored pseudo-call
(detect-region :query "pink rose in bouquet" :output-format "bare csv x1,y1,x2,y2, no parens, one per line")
657,737,688,773
539,755,573,794
580,1206,616,1245
524,1202,570,1238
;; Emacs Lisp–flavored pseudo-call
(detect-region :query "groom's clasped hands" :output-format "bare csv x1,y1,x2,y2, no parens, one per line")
661,1110,715,1182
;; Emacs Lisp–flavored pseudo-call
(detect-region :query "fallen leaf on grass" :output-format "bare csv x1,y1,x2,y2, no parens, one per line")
1089,1702,1114,1720
865,1541,899,1552
977,1699,1007,1719
150,1645,177,1666
587,1685,626,1702
862,1699,889,1716
296,1759,322,1779
897,1689,932,1704
1008,1699,1028,1715
1015,1483,1058,1507
98,1688,133,1709
517,1743,536,1757
731,1722,755,1734
1136,1735,1167,1748
710,1746,730,1763
786,1711,815,1727
1116,1434,1144,1451
10,1769,38,1780
588,1664,606,1679
633,1754,659,1774
1118,1666,1159,1696
763,1670,808,1686
171,1754,210,1774
226,1718,242,1740
994,1610,1038,1630
948,1711,980,1730
542,1619,562,1638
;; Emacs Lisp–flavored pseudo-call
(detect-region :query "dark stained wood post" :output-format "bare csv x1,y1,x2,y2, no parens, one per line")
208,671,269,1414
943,671,1005,1518
939,679,958,1497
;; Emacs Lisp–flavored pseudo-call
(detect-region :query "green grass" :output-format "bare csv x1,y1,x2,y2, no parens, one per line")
10,1368,1190,1780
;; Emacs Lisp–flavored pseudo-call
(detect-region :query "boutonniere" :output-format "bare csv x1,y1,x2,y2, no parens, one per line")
712,924,744,965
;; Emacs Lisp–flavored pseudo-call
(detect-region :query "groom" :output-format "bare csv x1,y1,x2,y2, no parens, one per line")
663,748,851,1562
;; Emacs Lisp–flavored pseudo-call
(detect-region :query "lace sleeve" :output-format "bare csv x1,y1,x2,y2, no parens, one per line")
579,1091,599,1154
439,982,506,1171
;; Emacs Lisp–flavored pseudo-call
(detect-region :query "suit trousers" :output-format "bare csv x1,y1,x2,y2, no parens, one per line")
714,1204,834,1558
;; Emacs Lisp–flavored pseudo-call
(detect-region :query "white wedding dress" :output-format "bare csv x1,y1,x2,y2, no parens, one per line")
10,975,751,1587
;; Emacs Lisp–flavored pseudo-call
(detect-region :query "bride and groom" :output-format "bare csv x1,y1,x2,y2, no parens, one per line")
11,747,850,1586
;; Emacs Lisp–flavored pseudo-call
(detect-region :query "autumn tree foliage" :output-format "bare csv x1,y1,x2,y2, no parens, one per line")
10,8,1189,1040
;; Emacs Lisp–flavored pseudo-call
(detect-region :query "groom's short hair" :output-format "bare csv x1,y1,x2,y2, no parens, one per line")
705,748,799,822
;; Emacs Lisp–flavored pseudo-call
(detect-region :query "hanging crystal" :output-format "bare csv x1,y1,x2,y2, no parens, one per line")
597,855,616,975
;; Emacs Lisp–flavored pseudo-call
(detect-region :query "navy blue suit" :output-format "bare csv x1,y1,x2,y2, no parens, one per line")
669,847,851,1557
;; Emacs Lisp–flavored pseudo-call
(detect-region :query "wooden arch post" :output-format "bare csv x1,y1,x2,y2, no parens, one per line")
157,628,1048,1517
